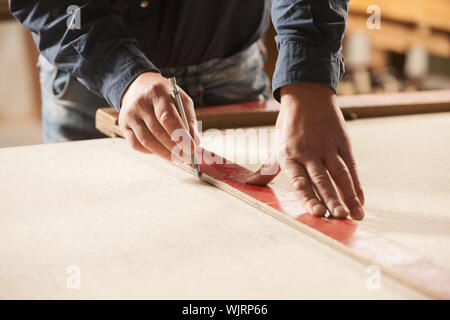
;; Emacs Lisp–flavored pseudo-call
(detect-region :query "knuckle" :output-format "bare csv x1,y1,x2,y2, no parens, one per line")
299,150,318,163
158,111,176,128
158,110,170,123
324,186,340,199
119,109,142,128
279,145,301,160
345,195,360,205
305,198,321,210
290,176,309,191
325,199,340,210
132,122,145,133
279,144,320,164
140,135,155,148
136,95,148,109
310,172,328,186
147,83,165,96
347,162,358,173
335,165,350,178
151,126,165,138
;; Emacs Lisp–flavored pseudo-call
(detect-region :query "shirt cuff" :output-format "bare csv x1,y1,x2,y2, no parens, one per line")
272,40,345,102
96,43,159,110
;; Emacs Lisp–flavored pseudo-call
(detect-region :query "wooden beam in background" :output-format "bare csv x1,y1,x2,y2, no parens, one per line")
97,90,450,130
349,0,450,33
195,90,450,129
347,14,450,58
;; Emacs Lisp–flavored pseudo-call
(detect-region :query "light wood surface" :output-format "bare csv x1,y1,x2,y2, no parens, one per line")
1,112,450,299
0,139,426,299
96,106,450,299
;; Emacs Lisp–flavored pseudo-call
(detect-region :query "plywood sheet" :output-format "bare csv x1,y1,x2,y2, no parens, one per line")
0,139,426,299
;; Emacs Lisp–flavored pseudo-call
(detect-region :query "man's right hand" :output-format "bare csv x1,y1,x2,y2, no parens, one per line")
119,72,199,162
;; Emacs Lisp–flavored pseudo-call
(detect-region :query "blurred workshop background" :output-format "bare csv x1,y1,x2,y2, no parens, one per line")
0,0,449,147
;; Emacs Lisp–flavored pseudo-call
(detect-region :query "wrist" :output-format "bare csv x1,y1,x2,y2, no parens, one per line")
280,82,336,111
121,71,163,106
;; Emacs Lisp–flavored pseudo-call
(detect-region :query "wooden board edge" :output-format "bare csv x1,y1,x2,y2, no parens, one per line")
95,108,123,138
96,90,450,130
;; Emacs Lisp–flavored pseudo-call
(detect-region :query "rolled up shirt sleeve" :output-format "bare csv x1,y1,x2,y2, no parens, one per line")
9,0,159,110
271,0,349,101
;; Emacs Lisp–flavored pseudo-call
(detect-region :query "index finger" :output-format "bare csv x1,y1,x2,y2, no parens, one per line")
180,91,201,146
152,92,195,156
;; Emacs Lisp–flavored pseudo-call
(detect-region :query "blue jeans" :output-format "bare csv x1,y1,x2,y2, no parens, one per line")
39,42,270,143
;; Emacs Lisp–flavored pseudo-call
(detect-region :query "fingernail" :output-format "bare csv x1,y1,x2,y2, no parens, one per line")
312,203,326,216
352,206,365,220
333,205,350,219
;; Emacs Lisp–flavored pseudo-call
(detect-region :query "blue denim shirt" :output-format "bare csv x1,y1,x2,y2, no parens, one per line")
9,0,348,109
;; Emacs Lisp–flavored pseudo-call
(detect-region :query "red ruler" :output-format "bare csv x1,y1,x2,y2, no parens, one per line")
186,149,450,299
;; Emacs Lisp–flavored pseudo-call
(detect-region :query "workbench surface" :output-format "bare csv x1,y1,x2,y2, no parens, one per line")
1,112,449,299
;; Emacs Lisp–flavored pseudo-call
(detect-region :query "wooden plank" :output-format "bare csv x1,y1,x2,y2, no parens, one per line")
196,90,450,128
97,90,450,130
337,90,450,118
95,107,123,138
95,107,450,299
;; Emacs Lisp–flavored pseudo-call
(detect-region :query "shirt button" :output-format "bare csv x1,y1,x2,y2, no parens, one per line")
140,1,149,8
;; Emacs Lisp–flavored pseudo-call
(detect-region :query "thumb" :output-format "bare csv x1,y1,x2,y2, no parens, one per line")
245,154,281,186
